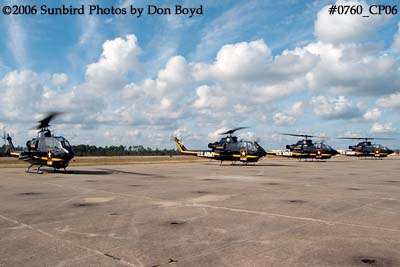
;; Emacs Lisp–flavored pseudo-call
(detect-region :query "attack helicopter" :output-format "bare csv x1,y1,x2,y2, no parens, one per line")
7,112,74,173
338,137,394,158
267,133,338,160
173,127,267,164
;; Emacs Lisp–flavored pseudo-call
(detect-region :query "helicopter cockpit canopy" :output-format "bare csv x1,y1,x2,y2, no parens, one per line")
316,143,333,150
296,139,313,146
372,144,389,150
219,136,238,144
55,136,72,149
354,141,371,147
240,141,258,152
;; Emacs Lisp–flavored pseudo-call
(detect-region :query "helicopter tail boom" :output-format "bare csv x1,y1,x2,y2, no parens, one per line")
173,137,220,158
5,134,20,157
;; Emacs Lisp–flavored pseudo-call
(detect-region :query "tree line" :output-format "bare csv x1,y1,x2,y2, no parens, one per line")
0,144,179,157
70,145,179,156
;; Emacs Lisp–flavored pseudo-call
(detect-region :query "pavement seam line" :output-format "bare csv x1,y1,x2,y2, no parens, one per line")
0,214,140,267
193,204,400,233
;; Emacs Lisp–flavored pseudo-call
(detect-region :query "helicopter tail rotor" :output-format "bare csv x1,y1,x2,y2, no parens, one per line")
5,134,15,153
1,128,6,146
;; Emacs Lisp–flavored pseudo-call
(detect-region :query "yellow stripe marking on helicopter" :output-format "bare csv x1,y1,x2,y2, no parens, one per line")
232,154,259,159
49,158,63,161
175,139,221,157
33,156,64,161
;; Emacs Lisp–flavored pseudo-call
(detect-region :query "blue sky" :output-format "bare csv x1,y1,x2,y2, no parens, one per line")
0,0,399,150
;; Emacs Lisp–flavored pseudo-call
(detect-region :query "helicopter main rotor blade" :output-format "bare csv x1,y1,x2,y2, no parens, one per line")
34,112,62,130
280,133,324,139
337,137,371,140
218,127,249,135
338,137,397,140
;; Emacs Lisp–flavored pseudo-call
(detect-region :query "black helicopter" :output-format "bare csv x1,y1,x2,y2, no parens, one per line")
338,137,394,158
174,127,267,164
267,133,338,160
7,113,74,173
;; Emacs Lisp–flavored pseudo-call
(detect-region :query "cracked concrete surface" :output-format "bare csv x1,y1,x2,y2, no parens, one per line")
0,157,400,266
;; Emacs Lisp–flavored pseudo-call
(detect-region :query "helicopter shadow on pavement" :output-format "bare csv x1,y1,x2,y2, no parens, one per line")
35,167,163,177
67,169,114,175
36,169,115,175
96,168,164,178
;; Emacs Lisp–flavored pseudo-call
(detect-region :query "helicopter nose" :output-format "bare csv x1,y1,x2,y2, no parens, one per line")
66,149,74,159
255,143,267,156
260,149,267,156
262,148,267,156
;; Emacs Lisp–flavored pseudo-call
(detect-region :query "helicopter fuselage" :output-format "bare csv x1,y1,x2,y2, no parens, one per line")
285,140,338,159
7,113,75,172
347,142,393,157
268,137,338,160
174,137,266,163
11,130,74,170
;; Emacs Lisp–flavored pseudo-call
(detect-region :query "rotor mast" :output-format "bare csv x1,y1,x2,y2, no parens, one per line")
34,112,61,137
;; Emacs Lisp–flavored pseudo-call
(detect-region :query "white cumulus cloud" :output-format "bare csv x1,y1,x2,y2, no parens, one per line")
0,70,44,120
51,73,68,86
85,34,142,95
377,93,400,109
363,108,381,121
192,85,228,110
273,102,304,125
370,122,395,133
193,39,271,82
311,95,363,119
303,42,400,96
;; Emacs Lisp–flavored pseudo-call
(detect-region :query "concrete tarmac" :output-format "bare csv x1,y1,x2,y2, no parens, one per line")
0,156,399,267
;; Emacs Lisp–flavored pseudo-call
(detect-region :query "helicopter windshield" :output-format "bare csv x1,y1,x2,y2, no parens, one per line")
324,144,333,150
56,137,71,149
62,140,71,148
240,141,257,152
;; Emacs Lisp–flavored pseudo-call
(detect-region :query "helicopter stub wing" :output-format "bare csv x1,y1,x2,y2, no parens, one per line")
9,151,35,163
9,151,21,158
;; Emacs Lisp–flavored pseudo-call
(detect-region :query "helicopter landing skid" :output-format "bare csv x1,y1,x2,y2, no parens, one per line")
26,164,44,174
51,167,68,173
